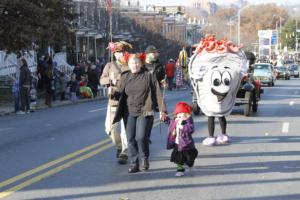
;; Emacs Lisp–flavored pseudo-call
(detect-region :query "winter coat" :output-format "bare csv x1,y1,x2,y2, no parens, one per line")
165,62,175,78
19,65,31,88
100,61,129,107
145,59,165,83
164,116,195,151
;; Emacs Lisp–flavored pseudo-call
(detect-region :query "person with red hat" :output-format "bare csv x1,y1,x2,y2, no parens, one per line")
163,102,198,177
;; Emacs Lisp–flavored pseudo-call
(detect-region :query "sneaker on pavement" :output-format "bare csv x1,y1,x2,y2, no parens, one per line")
202,137,216,146
216,134,231,144
141,158,149,171
175,171,185,177
16,111,26,115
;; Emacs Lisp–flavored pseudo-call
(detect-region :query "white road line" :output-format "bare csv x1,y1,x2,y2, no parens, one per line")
88,107,107,113
265,94,300,98
282,122,289,133
289,101,295,106
0,128,13,132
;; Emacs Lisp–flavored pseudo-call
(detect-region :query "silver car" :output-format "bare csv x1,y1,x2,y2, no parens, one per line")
253,63,276,86
288,64,299,78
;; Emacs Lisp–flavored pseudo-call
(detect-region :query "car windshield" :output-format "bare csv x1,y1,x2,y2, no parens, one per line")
254,64,270,71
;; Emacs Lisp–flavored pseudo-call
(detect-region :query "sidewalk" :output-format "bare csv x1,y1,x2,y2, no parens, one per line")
0,95,106,116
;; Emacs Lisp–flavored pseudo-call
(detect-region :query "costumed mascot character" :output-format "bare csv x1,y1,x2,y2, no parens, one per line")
188,35,248,146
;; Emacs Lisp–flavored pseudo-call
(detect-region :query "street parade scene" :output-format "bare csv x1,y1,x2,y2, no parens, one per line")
1,0,300,199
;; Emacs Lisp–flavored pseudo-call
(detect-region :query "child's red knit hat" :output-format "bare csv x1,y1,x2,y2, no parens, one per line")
174,102,192,115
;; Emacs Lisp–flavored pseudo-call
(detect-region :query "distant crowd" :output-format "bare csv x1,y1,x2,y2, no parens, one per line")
12,47,191,115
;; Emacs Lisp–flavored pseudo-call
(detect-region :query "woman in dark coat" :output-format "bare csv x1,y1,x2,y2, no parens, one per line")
113,53,167,173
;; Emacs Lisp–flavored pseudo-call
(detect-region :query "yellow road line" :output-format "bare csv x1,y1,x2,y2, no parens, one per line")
0,143,114,199
0,138,111,190
0,114,174,198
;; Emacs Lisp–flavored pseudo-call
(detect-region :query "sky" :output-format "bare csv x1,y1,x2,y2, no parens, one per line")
148,0,299,6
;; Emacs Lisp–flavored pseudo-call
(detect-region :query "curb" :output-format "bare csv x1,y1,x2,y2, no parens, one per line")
0,96,107,117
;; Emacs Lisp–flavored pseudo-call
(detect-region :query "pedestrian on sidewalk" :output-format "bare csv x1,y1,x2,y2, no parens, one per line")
163,102,198,177
18,58,31,114
59,72,68,101
29,76,38,112
68,73,78,102
44,58,55,107
79,74,93,99
12,79,20,113
100,41,132,165
113,53,167,173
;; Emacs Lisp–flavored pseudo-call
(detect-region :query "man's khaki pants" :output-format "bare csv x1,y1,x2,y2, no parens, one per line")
105,105,128,154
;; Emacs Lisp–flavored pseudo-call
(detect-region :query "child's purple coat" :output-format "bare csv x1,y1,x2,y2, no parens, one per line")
164,116,195,151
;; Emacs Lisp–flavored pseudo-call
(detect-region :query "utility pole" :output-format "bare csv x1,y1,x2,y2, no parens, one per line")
296,20,298,52
279,17,282,51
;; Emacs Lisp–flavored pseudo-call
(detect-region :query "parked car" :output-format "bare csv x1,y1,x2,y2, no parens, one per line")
275,66,290,80
253,63,276,86
288,64,299,78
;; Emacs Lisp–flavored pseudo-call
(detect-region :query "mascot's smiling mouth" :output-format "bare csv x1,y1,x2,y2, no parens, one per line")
211,88,228,102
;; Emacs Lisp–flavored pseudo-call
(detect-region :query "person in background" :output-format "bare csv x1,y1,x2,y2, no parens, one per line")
68,73,78,102
100,41,132,165
59,72,68,101
29,76,38,112
18,58,31,114
144,45,166,86
44,58,55,107
12,79,20,113
79,74,93,99
165,59,176,91
87,64,99,97
144,45,166,144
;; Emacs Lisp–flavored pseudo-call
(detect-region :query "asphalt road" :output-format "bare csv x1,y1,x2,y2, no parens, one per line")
0,78,300,200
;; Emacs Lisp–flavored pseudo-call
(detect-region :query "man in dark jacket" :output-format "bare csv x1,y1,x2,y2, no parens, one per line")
144,45,166,144
144,45,166,86
18,58,31,114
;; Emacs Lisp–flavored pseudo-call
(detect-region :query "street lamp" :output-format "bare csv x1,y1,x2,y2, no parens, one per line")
237,5,251,46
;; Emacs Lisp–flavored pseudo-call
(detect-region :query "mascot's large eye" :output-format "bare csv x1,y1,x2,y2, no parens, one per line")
211,71,222,86
222,71,231,86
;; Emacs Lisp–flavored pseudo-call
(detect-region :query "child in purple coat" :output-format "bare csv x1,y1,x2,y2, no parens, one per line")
164,102,198,177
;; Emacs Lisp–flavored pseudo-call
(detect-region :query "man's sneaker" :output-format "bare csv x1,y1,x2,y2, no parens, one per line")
141,158,149,171
16,111,26,115
128,165,139,173
216,134,231,144
202,137,216,146
175,171,185,177
118,154,128,165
